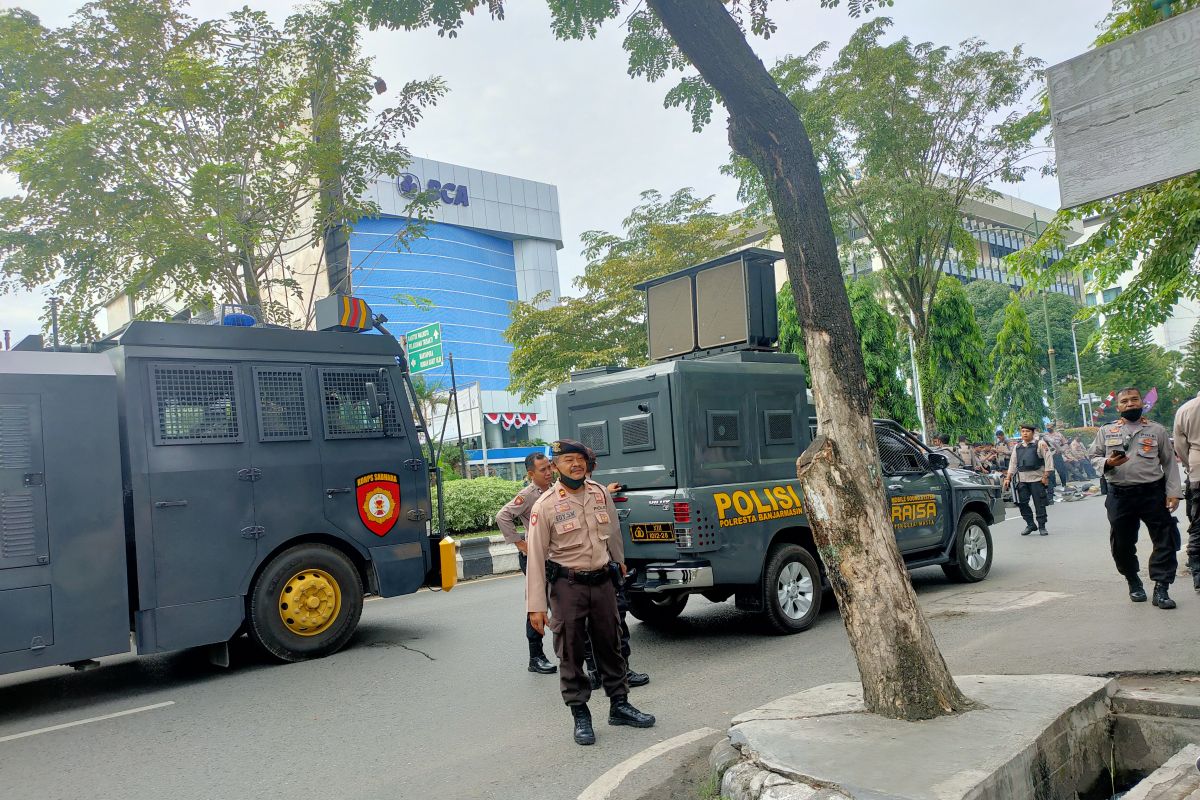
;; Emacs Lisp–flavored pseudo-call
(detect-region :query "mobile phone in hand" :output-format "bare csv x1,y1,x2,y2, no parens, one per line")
1111,448,1126,458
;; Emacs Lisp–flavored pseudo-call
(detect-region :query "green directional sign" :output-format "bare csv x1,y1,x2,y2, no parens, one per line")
406,322,444,374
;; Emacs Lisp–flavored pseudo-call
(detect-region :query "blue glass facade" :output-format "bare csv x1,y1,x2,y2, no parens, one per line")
348,217,517,391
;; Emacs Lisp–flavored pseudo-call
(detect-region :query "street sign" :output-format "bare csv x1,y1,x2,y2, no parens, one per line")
406,322,444,374
1047,7,1200,208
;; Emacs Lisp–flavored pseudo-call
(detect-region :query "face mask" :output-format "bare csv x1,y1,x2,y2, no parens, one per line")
559,474,586,490
1120,408,1143,422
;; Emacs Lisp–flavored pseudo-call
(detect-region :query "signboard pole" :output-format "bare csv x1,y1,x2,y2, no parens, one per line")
480,407,490,475
449,353,467,478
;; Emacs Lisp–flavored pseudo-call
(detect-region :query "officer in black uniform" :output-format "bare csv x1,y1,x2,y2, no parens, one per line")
1088,387,1183,609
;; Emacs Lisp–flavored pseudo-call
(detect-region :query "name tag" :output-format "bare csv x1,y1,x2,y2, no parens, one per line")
554,511,577,524
1104,434,1124,447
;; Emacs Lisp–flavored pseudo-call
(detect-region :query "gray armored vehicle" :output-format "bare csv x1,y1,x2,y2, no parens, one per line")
0,296,455,678
557,249,1004,634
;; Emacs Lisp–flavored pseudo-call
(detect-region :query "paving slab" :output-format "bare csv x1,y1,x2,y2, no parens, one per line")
726,674,1115,800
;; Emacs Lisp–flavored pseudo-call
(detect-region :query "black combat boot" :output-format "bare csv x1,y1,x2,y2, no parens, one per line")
1021,524,1036,536
626,669,650,688
1039,525,1049,536
1190,559,1200,593
528,653,556,674
571,704,596,746
1127,576,1148,603
608,697,655,728
1152,582,1177,610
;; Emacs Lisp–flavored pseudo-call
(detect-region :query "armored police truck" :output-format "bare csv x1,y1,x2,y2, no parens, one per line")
558,249,1003,634
0,296,455,678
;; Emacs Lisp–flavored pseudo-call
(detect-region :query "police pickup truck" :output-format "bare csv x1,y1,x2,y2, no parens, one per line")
556,249,1004,634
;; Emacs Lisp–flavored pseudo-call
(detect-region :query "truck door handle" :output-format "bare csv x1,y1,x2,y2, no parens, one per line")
326,487,352,497
155,500,188,508
887,484,903,491
237,468,262,482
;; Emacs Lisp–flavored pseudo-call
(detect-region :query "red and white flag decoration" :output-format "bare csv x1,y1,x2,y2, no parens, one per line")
1092,391,1116,422
484,412,538,430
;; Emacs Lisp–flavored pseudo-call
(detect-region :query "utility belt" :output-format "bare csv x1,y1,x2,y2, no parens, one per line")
1107,477,1165,496
546,559,619,587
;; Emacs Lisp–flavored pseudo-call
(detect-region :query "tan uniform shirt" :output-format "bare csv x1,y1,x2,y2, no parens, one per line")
931,445,965,468
1007,439,1052,484
525,479,625,614
956,443,976,469
1173,393,1200,485
1089,418,1182,498
495,482,545,544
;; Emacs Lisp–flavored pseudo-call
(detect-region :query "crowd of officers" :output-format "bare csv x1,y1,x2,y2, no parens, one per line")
494,440,654,746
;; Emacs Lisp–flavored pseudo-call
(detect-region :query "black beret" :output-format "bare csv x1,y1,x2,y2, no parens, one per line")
551,439,590,457
1019,422,1038,431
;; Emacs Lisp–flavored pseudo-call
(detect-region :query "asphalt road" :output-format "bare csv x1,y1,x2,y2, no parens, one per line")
2,493,1197,800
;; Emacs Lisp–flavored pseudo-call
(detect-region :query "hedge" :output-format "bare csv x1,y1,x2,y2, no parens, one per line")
434,476,524,534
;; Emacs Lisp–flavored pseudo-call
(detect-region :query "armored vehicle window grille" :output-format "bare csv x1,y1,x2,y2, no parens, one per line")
763,410,795,445
578,421,609,456
707,410,741,447
254,368,310,441
875,427,926,475
620,414,654,453
0,405,33,468
151,364,243,444
319,369,401,439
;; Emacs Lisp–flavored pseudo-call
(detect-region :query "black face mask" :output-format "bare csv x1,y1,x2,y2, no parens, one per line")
559,474,586,490
1120,407,1144,422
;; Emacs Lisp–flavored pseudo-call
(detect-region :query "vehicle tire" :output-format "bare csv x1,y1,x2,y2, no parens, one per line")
941,512,993,583
247,543,364,663
762,544,822,635
626,592,689,626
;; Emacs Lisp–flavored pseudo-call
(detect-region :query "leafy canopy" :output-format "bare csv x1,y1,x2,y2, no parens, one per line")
925,277,992,440
0,0,444,338
989,293,1047,431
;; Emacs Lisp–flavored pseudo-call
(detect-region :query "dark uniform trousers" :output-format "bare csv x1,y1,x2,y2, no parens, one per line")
583,580,632,670
1106,478,1178,584
548,576,628,706
1015,481,1048,527
1186,484,1200,570
518,552,544,652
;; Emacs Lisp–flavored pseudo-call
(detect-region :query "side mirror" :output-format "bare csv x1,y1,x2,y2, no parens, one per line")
364,382,382,419
927,452,950,470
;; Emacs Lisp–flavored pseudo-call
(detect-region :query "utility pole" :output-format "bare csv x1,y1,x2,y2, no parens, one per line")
907,326,927,441
3,330,10,351
1070,320,1087,427
48,296,61,351
448,353,467,479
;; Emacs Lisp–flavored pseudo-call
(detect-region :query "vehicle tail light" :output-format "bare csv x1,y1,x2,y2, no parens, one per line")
673,502,691,523
612,495,627,503
674,528,694,548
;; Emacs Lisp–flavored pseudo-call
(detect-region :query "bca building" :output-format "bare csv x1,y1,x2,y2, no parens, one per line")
346,157,564,450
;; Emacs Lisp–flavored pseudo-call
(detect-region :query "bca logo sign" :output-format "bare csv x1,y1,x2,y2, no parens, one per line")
398,172,470,207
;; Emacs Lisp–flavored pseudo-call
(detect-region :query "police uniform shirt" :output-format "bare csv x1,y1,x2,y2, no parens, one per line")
1007,439,1052,484
495,482,546,544
1173,393,1200,484
1089,418,1183,497
931,445,965,468
524,479,624,614
956,443,976,468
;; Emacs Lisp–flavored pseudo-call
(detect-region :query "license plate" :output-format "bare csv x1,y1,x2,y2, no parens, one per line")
629,522,675,543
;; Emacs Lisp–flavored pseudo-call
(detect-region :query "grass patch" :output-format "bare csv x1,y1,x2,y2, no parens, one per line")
448,529,502,540
696,771,722,800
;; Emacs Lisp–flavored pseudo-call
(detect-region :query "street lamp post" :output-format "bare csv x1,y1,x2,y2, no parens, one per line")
1070,320,1088,427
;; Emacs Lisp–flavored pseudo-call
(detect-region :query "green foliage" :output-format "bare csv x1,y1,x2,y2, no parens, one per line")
504,188,748,402
925,278,991,439
1180,322,1200,392
1007,0,1200,348
989,294,1046,430
0,0,444,338
725,17,1044,351
778,276,916,427
434,476,524,534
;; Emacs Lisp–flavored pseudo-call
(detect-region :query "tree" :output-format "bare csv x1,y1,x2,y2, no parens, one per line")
778,276,918,428
725,16,1044,417
0,1,443,338
1180,322,1200,393
990,295,1046,431
925,278,991,440
361,0,973,722
504,189,748,402
1009,0,1200,348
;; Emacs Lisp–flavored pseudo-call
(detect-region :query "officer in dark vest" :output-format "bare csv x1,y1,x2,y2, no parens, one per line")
525,439,656,745
1089,387,1183,609
1003,423,1053,535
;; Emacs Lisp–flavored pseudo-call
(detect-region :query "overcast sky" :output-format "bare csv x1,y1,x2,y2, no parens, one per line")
0,0,1112,343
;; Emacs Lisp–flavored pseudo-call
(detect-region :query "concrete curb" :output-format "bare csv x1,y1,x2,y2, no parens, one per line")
453,535,521,581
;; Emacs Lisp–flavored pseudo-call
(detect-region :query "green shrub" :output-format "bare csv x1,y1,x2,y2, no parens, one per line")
435,476,524,533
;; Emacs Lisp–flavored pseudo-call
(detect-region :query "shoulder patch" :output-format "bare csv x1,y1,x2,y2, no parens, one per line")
530,511,538,525
513,495,524,506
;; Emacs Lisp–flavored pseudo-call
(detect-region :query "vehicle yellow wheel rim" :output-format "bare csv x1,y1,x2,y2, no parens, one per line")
279,568,342,637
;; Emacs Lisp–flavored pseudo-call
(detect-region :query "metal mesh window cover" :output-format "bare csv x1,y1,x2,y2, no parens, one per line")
875,428,926,475
707,410,741,447
620,414,654,453
151,364,243,445
253,367,310,441
577,421,609,456
763,410,796,445
319,368,402,439
0,405,33,468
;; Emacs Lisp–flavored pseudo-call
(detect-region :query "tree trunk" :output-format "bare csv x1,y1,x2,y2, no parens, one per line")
647,0,972,720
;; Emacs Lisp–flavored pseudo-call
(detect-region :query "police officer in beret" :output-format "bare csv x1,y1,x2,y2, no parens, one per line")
1088,387,1183,609
526,439,656,745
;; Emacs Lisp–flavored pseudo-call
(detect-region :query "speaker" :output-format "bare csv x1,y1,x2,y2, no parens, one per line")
696,260,750,349
647,276,696,362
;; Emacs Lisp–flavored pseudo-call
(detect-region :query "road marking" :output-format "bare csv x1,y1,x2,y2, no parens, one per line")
577,726,718,800
0,701,175,744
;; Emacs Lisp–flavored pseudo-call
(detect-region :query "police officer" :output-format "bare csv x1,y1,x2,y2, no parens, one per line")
1003,423,1052,536
1089,387,1182,609
526,439,656,745
930,433,965,468
1173,389,1200,592
496,451,557,674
